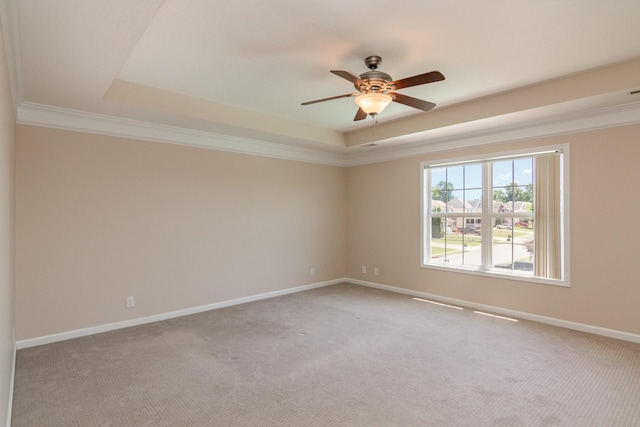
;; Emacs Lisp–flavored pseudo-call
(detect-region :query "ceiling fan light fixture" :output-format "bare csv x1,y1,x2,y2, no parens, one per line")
355,92,393,115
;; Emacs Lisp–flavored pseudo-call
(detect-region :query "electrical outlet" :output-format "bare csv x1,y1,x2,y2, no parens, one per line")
362,266,367,274
310,267,315,277
374,267,379,276
126,296,135,308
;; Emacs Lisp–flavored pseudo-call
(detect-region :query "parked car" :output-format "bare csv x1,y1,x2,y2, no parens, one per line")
496,223,512,230
515,221,531,228
460,227,481,235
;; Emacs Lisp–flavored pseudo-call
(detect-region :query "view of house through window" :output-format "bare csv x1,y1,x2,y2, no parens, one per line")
422,148,566,284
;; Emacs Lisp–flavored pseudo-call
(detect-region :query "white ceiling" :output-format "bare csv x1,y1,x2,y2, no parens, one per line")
7,0,640,153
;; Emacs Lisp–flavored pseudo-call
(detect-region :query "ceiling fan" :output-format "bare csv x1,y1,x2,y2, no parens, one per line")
301,55,445,121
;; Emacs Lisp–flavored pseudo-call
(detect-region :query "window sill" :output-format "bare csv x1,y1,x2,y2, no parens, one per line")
421,262,570,287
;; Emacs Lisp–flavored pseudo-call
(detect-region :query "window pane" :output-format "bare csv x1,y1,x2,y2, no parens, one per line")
446,193,464,213
449,217,483,268
430,217,460,266
492,218,533,275
493,160,513,188
464,189,482,213
493,157,534,213
514,157,533,186
464,163,482,189
447,166,464,190
462,218,483,268
431,218,481,267
431,167,446,188
431,168,455,204
493,191,511,213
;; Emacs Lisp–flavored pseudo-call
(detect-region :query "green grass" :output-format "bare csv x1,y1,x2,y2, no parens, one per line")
493,228,533,239
431,246,447,255
433,226,533,250
430,245,464,257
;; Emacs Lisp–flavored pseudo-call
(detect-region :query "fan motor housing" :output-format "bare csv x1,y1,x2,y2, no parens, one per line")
358,70,394,93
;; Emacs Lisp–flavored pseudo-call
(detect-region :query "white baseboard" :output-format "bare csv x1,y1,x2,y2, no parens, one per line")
17,277,639,350
16,278,345,350
348,278,640,344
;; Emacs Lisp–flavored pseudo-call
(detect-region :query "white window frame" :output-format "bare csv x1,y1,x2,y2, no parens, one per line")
420,144,570,287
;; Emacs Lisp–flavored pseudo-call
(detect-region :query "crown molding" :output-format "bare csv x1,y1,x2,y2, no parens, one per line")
16,102,348,166
16,100,640,168
343,101,640,166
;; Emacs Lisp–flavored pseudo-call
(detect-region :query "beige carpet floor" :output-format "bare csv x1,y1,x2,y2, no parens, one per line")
12,283,640,426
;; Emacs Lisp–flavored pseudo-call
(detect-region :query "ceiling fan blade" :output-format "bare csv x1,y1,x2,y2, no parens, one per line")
301,93,357,106
330,70,364,88
390,92,436,112
391,71,445,90
353,107,367,121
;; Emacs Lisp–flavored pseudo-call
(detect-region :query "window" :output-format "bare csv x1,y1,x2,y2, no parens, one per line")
421,146,569,286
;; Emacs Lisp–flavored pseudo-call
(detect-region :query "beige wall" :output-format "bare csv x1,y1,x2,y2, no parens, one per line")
0,21,15,427
347,125,640,335
15,126,347,339
12,112,640,342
